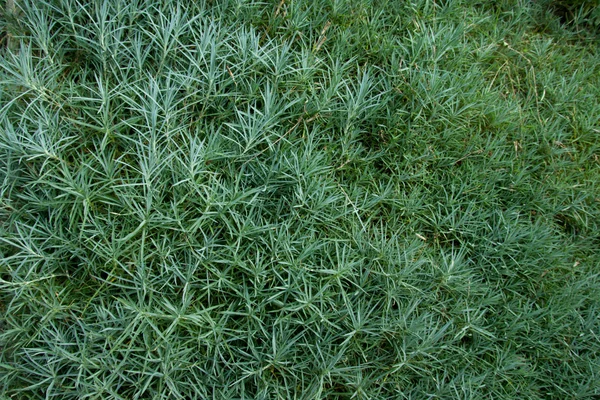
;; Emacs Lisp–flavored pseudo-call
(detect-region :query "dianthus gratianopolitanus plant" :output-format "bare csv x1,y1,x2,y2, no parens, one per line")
1,0,599,398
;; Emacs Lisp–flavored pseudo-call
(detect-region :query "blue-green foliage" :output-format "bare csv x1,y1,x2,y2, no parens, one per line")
0,0,599,398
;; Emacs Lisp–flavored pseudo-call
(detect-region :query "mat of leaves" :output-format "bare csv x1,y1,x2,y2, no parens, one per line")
1,0,599,398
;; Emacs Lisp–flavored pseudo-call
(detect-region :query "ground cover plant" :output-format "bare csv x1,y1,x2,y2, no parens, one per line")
1,0,599,398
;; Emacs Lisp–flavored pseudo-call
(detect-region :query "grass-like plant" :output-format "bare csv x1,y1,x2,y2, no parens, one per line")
1,0,599,398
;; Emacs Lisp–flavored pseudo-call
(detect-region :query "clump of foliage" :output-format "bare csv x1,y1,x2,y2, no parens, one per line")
1,0,599,398
535,0,600,34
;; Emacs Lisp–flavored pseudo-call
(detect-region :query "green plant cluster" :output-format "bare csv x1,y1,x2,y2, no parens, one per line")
1,0,599,398
535,0,600,33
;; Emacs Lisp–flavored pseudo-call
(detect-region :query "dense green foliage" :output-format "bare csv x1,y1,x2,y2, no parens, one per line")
1,0,599,398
